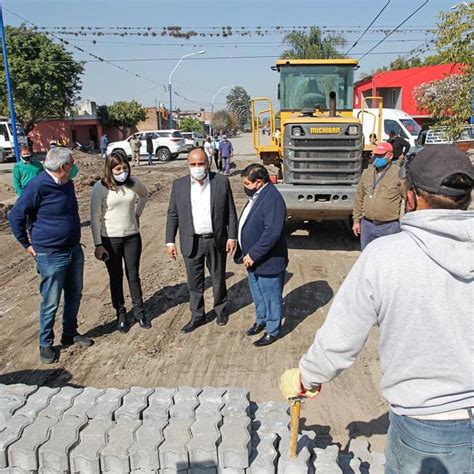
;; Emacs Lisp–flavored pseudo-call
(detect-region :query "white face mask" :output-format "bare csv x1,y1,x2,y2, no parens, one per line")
113,171,129,183
189,166,207,180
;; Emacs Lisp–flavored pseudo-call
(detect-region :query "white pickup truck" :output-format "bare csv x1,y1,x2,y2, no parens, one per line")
0,118,29,162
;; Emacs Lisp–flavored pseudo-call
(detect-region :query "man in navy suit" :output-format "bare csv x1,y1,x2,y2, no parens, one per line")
235,164,288,346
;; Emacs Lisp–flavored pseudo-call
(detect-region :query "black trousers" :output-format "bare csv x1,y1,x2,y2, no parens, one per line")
102,233,144,319
183,235,227,321
213,150,221,171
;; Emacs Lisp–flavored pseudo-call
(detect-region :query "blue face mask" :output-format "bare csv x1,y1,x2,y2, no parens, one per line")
373,157,388,169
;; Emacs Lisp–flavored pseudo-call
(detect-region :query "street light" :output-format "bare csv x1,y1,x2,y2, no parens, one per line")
168,50,206,128
210,86,232,136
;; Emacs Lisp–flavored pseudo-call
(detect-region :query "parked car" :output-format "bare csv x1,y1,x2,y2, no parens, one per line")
106,129,186,162
181,132,205,152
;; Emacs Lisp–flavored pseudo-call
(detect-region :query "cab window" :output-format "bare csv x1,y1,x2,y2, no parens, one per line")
384,119,409,139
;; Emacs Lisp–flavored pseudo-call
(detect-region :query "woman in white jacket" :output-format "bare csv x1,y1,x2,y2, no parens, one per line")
90,153,149,332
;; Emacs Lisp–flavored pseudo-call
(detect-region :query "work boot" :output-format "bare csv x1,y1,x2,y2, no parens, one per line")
39,346,56,364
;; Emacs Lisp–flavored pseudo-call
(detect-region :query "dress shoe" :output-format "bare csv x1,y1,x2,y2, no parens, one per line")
216,313,228,326
39,346,56,364
253,332,278,347
246,323,266,336
61,334,94,347
181,319,206,334
117,314,128,333
137,317,152,329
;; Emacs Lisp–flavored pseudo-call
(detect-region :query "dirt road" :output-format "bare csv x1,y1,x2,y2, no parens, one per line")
0,135,388,451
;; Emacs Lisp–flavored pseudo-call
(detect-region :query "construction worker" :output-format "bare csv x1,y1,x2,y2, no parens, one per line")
388,130,410,165
130,134,141,167
280,145,474,474
12,146,43,197
352,141,403,250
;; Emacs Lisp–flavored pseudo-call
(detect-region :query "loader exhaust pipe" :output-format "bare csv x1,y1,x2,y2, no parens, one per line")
329,91,337,117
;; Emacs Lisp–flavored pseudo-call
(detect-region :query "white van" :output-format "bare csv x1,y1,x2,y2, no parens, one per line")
353,108,422,151
0,118,28,162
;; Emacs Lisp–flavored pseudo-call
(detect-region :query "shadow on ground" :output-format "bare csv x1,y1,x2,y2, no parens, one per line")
0,368,82,388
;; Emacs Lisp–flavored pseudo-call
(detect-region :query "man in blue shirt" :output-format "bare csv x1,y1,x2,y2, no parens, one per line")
8,147,93,364
100,134,108,158
219,135,233,176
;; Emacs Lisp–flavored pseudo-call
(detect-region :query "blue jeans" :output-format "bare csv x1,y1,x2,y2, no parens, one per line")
147,152,153,165
221,156,231,174
247,270,285,336
100,148,107,158
361,218,400,250
385,411,473,474
35,244,84,347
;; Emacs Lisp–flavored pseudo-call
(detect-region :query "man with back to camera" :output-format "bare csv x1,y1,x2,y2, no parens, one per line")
8,147,94,364
280,145,474,473
388,129,410,165
165,148,238,332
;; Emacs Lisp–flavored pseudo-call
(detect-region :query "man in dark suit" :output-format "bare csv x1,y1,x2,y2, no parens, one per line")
166,148,238,333
235,164,288,347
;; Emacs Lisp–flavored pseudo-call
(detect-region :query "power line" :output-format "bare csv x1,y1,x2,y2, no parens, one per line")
345,0,391,55
358,0,430,61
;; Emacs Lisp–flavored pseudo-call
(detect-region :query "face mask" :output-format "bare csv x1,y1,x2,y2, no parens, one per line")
22,155,32,162
373,157,388,169
113,171,129,183
244,186,257,198
190,166,207,180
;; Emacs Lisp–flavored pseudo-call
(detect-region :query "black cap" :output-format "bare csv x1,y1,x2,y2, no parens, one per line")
399,145,474,196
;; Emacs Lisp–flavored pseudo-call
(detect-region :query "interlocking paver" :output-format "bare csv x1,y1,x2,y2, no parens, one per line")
70,419,114,474
8,415,57,471
218,415,251,470
39,415,87,472
0,415,33,468
129,418,167,471
100,417,141,472
63,386,104,419
249,430,278,474
143,387,176,421
114,386,153,420
159,418,192,470
187,415,222,468
86,387,129,420
277,433,313,474
0,384,37,400
38,386,82,419
13,386,60,419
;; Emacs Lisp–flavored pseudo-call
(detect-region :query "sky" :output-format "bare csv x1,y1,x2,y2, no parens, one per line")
4,0,458,112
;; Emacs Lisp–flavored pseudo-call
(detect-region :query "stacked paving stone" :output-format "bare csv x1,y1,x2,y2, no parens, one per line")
0,383,385,473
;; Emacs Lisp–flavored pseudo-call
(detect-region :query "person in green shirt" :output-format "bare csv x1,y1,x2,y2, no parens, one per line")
12,146,44,197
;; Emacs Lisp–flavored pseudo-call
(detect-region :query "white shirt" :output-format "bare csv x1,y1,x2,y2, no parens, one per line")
191,175,213,235
204,141,213,158
238,183,267,246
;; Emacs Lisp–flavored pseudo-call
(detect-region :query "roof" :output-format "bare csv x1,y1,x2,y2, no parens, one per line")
276,59,358,66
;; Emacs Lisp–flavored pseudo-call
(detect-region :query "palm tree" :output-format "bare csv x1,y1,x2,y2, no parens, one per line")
280,27,346,59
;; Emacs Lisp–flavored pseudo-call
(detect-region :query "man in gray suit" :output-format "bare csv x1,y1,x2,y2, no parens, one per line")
166,148,238,333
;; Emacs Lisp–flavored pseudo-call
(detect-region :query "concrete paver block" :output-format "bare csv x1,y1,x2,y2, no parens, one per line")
159,418,192,470
8,415,57,471
218,416,251,469
173,386,202,403
370,452,386,467
314,445,342,473
277,433,313,474
70,419,114,474
221,389,250,418
187,415,222,468
13,387,60,419
114,386,153,420
248,431,278,474
86,387,129,420
0,400,25,428
199,387,226,403
0,384,37,400
39,415,87,472
62,387,105,419
0,415,34,468
38,386,83,419
349,439,372,465
129,418,167,471
144,387,176,421
100,417,141,472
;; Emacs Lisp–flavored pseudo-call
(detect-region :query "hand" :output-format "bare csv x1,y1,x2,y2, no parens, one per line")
167,244,177,260
226,239,236,255
243,253,254,268
352,222,361,236
94,245,108,261
399,154,405,161
280,368,321,400
26,245,36,257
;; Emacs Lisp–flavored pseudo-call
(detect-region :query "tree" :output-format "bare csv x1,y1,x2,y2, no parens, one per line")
98,100,146,132
180,117,204,132
280,26,346,59
211,110,233,134
226,86,251,128
0,25,84,133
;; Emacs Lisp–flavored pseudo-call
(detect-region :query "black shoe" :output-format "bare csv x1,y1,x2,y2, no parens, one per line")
216,313,228,326
246,323,266,336
137,317,152,329
181,319,206,334
253,332,278,347
39,346,56,364
117,314,128,333
61,334,94,347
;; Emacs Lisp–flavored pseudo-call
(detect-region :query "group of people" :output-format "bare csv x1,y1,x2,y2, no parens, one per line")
6,136,474,472
203,134,234,175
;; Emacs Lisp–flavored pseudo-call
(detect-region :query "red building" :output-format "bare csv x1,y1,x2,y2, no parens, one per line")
354,63,464,125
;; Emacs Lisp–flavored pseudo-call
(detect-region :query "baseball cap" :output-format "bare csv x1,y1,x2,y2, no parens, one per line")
373,141,393,155
399,145,474,196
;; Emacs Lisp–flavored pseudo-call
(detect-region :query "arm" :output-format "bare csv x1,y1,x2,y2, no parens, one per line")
90,182,104,246
352,172,365,223
12,165,22,196
247,193,286,263
8,183,39,249
401,139,410,156
299,251,379,388
165,182,179,245
225,179,238,240
133,178,148,217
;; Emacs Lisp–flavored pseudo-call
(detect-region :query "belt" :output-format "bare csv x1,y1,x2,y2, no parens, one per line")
409,408,472,421
196,233,214,239
363,218,399,226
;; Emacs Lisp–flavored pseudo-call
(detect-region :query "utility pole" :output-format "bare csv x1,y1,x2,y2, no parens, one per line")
0,2,20,161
